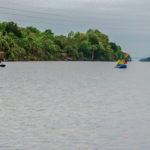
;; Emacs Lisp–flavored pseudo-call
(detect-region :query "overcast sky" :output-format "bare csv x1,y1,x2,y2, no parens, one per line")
0,0,150,58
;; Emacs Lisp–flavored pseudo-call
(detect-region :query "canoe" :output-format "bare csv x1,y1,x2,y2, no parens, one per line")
115,64,127,68
0,64,6,67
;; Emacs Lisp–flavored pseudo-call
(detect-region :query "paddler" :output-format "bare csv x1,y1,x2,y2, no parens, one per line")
116,57,125,66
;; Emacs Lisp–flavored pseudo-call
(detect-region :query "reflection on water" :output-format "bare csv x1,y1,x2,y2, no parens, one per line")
0,62,150,150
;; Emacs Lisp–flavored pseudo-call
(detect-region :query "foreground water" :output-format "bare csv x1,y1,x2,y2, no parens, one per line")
0,62,150,150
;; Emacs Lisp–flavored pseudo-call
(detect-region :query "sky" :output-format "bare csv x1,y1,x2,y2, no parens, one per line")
0,0,150,58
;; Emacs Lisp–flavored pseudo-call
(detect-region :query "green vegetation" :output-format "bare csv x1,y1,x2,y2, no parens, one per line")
139,57,150,61
0,21,130,61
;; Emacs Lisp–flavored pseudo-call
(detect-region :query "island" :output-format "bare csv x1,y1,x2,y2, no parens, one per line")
0,21,130,61
139,57,150,62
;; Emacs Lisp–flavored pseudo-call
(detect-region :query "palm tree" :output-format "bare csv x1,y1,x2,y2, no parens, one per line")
91,45,97,60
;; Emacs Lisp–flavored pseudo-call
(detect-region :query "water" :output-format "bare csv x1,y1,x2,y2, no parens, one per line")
0,61,150,150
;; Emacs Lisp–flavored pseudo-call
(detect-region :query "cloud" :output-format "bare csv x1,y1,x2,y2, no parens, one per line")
0,0,150,57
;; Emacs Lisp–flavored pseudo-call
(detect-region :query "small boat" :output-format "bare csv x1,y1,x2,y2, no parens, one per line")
0,64,6,67
115,64,127,69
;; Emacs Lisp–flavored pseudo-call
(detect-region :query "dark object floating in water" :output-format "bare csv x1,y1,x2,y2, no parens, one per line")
115,64,127,69
0,64,6,67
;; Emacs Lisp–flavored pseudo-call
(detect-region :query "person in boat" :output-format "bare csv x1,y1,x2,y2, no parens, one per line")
116,57,125,66
124,54,129,64
124,59,127,64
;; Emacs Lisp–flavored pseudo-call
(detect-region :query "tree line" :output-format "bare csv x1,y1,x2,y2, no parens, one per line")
0,21,130,61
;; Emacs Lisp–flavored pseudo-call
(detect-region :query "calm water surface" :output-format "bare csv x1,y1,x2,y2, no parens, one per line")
0,62,150,150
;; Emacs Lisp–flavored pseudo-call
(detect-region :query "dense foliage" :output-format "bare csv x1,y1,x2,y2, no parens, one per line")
0,22,129,61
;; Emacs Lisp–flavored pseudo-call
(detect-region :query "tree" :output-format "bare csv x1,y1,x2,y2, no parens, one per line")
42,29,54,40
27,26,40,35
5,22,22,37
88,33,99,45
54,35,67,49
68,31,74,39
91,45,98,60
78,40,91,59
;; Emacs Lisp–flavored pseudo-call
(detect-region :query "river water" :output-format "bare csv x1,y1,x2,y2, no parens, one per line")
0,62,150,150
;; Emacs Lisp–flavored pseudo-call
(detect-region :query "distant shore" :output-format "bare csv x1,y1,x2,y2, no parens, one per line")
139,57,150,62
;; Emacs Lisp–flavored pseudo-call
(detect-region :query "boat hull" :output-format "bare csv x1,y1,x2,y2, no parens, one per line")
115,64,127,69
0,64,6,67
